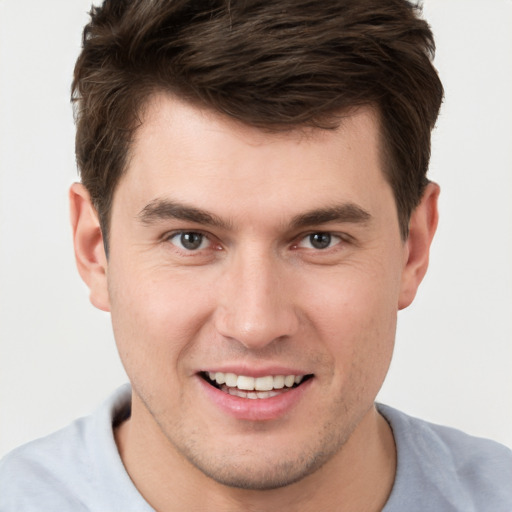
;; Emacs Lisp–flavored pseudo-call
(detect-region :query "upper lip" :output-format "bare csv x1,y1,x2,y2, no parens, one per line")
198,366,311,378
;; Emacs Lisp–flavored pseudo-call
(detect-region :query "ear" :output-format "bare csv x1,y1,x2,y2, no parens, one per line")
69,183,110,312
398,182,440,310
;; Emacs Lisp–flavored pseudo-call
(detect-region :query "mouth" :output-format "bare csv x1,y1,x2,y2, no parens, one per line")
200,371,314,400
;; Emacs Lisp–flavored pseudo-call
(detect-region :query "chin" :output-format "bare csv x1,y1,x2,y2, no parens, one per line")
179,434,345,491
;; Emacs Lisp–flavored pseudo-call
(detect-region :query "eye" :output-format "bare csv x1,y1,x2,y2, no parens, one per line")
296,232,342,250
168,231,211,251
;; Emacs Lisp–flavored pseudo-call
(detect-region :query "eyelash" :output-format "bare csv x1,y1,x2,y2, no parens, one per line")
164,230,348,255
165,231,217,253
292,232,344,251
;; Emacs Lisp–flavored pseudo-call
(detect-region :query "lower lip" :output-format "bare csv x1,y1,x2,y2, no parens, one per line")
197,376,313,421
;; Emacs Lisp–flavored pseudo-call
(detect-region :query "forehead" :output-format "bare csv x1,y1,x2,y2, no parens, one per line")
114,94,392,226
136,94,382,150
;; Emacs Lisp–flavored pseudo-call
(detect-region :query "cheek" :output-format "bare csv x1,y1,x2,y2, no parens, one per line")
107,265,215,386
303,266,399,386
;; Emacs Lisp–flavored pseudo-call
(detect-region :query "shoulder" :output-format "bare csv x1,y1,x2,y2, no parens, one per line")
0,384,152,512
379,404,512,512
0,416,93,511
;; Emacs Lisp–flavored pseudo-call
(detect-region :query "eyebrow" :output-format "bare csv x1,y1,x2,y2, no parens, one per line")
289,203,372,230
138,198,371,231
138,199,232,230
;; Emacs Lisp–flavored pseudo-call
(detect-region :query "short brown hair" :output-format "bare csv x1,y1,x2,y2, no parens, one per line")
72,0,443,247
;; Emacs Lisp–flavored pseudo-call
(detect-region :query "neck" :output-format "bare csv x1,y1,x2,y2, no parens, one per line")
115,398,396,512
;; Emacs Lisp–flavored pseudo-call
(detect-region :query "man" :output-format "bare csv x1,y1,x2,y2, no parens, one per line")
0,0,510,510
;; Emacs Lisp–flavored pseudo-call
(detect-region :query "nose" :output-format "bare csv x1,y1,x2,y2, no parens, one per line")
214,248,300,350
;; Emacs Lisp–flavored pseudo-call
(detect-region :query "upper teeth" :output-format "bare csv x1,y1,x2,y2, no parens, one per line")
207,372,304,391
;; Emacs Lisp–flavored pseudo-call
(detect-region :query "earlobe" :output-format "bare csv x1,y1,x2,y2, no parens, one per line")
398,182,440,310
69,183,111,312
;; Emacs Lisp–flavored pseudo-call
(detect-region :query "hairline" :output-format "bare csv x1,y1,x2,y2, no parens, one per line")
97,91,407,257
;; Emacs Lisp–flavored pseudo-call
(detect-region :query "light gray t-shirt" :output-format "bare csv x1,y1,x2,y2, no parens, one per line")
1,384,511,511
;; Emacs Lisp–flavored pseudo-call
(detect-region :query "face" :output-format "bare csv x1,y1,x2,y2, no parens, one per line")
102,96,410,489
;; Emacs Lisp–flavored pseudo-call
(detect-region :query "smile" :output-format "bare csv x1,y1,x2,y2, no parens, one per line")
201,371,312,400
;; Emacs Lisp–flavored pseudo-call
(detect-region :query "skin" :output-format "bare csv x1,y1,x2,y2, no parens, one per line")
70,94,439,511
